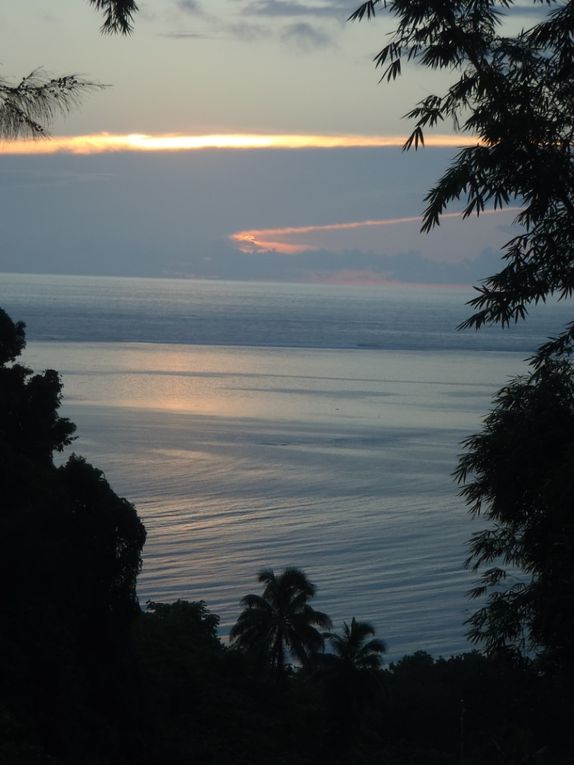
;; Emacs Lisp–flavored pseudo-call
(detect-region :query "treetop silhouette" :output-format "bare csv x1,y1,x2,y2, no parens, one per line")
1,1,139,139
230,567,332,673
0,308,145,761
351,0,574,364
456,359,574,664
88,0,139,35
324,617,386,672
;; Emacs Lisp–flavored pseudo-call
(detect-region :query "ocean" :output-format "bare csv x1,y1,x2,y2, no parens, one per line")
1,273,570,658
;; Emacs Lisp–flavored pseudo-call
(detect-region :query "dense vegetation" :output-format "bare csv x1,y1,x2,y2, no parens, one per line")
3,1,574,762
1,309,572,763
352,0,574,364
352,0,574,696
0,308,146,764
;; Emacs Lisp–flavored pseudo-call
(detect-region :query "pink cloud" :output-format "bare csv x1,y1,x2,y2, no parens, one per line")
230,208,521,262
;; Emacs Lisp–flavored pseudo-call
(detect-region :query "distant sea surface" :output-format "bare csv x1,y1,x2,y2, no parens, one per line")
1,273,571,658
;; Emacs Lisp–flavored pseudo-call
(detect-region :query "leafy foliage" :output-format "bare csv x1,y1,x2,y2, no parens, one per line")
88,0,139,35
324,617,386,672
351,0,574,674
230,568,332,672
0,308,26,364
350,0,574,363
385,650,544,763
0,1,138,139
0,310,146,763
317,619,386,748
455,359,574,661
0,70,103,140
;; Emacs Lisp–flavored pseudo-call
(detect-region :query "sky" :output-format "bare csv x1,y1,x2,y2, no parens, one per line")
0,1,540,284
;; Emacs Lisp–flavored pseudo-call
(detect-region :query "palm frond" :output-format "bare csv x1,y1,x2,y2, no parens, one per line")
230,567,329,672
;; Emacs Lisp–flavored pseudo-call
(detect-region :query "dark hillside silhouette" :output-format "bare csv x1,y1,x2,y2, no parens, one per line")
0,307,146,764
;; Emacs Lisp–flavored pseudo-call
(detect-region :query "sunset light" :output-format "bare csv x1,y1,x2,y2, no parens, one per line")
0,132,477,155
4,1,570,757
230,209,520,255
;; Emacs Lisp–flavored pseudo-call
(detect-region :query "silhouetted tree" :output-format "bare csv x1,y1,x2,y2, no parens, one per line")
351,0,574,364
0,308,26,363
88,0,138,35
230,568,332,674
352,2,574,695
455,359,574,666
385,651,543,762
0,70,104,140
325,618,386,672
317,618,386,748
1,1,138,139
0,5,142,761
0,310,146,763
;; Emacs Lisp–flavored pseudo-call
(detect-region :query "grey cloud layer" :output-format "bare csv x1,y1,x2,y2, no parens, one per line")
165,0,548,46
164,0,342,46
176,0,205,13
280,21,335,49
0,148,509,286
160,30,215,38
244,1,351,18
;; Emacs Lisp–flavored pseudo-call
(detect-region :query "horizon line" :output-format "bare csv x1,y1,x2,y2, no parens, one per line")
0,269,473,289
0,132,478,155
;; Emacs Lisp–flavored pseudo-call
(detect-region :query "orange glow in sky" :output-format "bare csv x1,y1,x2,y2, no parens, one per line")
231,216,430,254
0,132,477,155
230,209,518,255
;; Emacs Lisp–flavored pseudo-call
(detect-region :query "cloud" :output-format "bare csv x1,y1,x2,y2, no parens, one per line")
230,208,521,261
0,132,477,155
231,216,429,254
176,0,204,13
226,21,269,41
0,169,114,189
0,147,512,285
280,21,335,49
160,0,213,37
203,245,504,286
507,4,552,17
245,0,350,18
160,30,214,38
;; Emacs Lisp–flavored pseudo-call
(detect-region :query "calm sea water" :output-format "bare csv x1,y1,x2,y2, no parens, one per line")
1,273,571,658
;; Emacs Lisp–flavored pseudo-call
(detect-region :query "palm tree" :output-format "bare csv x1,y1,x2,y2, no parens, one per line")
230,567,332,673
325,618,386,671
319,618,386,743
